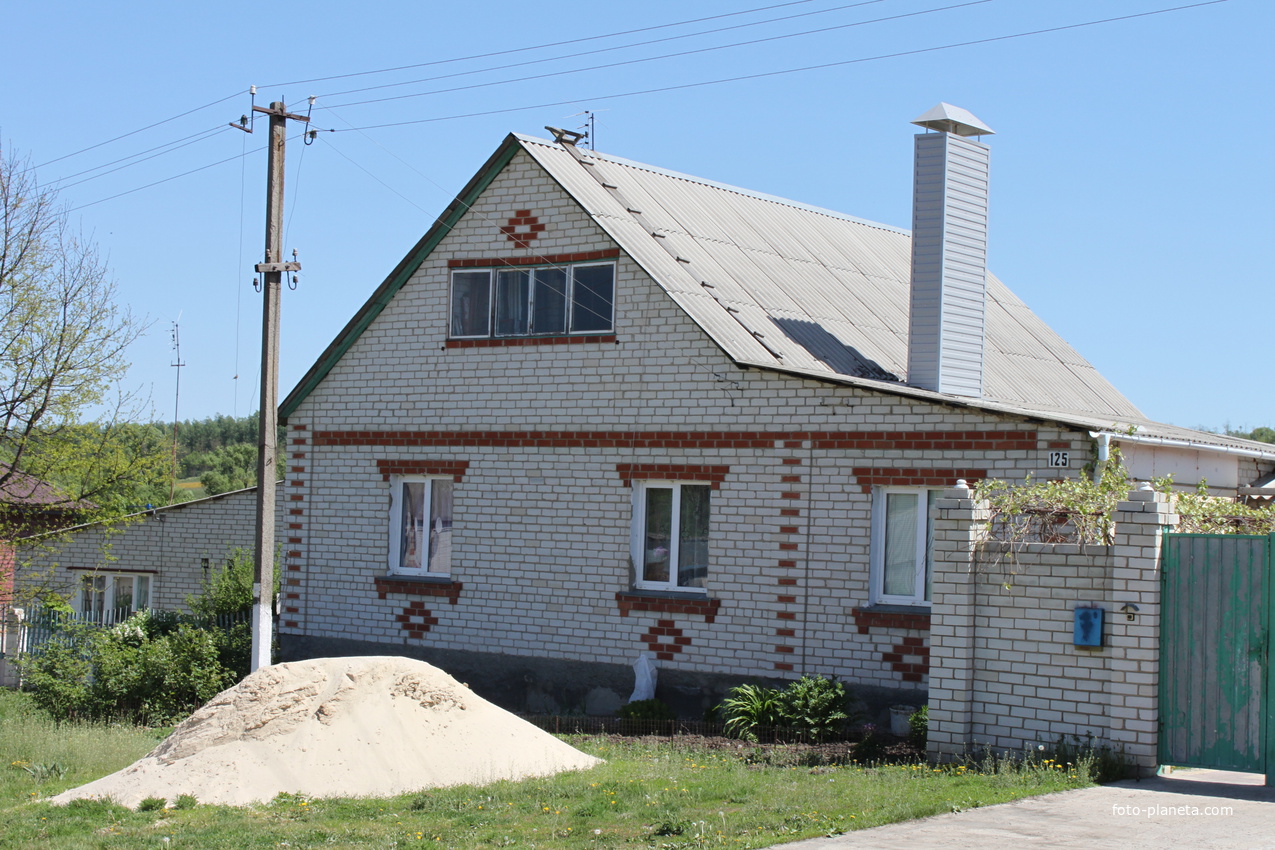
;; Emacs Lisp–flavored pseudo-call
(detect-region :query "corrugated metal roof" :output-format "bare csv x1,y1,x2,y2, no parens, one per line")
519,133,1144,421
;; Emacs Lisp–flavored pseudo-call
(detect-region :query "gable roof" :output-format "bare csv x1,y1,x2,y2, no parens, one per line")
281,133,1275,462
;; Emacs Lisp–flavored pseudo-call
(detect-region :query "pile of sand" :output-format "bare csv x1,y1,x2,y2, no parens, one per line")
50,656,601,808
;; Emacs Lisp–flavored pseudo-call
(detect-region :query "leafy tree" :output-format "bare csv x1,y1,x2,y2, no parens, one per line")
197,443,259,495
1227,426,1275,444
0,145,169,599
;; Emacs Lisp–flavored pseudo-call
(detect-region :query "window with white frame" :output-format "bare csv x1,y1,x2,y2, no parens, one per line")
870,488,941,606
631,482,710,592
389,476,454,576
77,573,152,620
450,262,614,338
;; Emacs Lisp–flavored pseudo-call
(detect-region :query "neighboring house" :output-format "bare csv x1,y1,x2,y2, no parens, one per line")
0,470,92,606
272,106,1274,715
14,488,284,619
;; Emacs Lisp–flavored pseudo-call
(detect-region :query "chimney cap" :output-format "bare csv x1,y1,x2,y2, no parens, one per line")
912,102,994,137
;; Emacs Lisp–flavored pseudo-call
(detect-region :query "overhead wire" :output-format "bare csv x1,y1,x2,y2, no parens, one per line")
321,0,990,110
317,0,891,100
332,0,1231,132
48,125,230,186
52,126,229,191
263,0,822,88
33,91,242,170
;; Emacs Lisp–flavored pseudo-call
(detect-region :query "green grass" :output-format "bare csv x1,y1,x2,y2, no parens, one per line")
0,689,1094,848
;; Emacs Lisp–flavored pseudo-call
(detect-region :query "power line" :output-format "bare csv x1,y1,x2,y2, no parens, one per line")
33,91,242,170
263,0,822,89
318,0,891,100
323,0,990,111
48,126,228,185
334,1,1231,132
53,127,228,191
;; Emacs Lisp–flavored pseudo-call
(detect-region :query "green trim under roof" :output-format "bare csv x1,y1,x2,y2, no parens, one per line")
279,136,523,421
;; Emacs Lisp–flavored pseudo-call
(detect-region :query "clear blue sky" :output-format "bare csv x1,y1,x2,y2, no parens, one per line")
2,0,1270,430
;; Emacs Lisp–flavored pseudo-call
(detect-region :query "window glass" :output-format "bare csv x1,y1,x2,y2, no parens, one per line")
451,271,491,337
677,485,710,588
643,487,672,584
427,480,453,575
399,481,427,572
82,576,106,618
494,269,530,336
532,268,568,335
135,575,151,610
883,492,919,597
570,265,614,333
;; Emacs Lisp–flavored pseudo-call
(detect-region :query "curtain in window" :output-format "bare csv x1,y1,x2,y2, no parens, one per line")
532,268,567,334
643,487,672,583
82,576,106,619
427,480,453,574
677,485,710,588
883,492,919,597
570,265,614,333
495,270,530,335
450,271,490,336
400,482,427,571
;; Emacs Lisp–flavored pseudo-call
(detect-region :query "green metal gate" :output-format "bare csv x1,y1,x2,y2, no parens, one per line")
1159,533,1273,784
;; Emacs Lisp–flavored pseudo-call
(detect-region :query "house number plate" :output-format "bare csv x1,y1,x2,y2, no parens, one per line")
1048,451,1070,468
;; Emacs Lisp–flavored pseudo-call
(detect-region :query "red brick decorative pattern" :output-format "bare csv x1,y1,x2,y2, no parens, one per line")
851,467,989,493
445,334,616,349
884,637,930,683
615,592,720,623
614,463,730,489
851,607,930,633
376,459,470,482
448,248,620,268
315,429,1036,451
500,210,545,248
396,602,438,640
640,619,692,661
374,576,463,604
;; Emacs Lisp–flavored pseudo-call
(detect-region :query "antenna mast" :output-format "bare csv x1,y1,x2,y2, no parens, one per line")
169,321,185,504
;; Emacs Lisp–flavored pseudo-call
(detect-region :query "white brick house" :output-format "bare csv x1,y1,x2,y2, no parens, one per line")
275,118,1275,715
15,488,284,617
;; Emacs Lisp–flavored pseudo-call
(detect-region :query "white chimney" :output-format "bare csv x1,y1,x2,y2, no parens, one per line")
906,103,993,397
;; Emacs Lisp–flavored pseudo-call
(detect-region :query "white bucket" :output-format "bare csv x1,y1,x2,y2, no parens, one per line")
889,704,916,737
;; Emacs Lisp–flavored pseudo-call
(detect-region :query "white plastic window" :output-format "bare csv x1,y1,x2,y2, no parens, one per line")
390,477,454,575
78,573,151,620
449,263,614,338
631,482,710,592
870,488,939,606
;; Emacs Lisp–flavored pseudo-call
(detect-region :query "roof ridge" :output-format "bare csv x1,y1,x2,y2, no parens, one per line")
515,133,909,236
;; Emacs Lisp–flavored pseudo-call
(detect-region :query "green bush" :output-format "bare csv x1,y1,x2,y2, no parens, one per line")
617,698,675,721
777,675,850,742
718,676,854,742
909,705,928,747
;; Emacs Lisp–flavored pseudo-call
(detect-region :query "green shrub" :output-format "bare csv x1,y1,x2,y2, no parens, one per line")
718,676,853,742
17,622,94,720
173,794,198,810
136,796,167,812
909,705,928,748
777,676,850,742
617,698,675,721
718,683,785,741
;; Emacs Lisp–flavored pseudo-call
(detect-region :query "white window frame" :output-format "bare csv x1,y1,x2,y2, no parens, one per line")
448,261,615,339
388,475,454,577
630,481,710,594
76,572,152,620
869,487,939,607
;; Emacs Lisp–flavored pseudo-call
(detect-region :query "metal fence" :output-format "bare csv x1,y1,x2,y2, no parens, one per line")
0,604,251,687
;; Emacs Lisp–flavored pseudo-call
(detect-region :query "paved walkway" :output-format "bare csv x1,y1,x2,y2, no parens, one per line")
778,769,1275,849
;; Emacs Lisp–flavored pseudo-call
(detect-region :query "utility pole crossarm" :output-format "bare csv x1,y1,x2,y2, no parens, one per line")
252,104,311,123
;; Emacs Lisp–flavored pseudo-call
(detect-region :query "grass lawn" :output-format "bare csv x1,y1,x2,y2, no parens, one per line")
1,689,1094,848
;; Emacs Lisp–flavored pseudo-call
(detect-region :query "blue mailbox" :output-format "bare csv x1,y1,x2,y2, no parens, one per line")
1074,607,1104,647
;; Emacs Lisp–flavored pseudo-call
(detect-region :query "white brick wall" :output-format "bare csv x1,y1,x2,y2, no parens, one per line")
16,489,286,612
927,483,1175,774
285,149,1099,694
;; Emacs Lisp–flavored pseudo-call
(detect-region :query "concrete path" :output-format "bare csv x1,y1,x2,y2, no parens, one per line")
778,769,1275,849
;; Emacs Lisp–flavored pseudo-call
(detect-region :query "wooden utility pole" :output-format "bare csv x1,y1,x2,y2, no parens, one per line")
247,101,307,672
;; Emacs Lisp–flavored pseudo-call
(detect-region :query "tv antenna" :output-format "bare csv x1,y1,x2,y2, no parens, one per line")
169,319,186,503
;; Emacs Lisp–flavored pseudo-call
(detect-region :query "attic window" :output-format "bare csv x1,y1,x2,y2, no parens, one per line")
450,262,614,338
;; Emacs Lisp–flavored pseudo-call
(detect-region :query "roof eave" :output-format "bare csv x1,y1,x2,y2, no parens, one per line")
280,134,525,422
